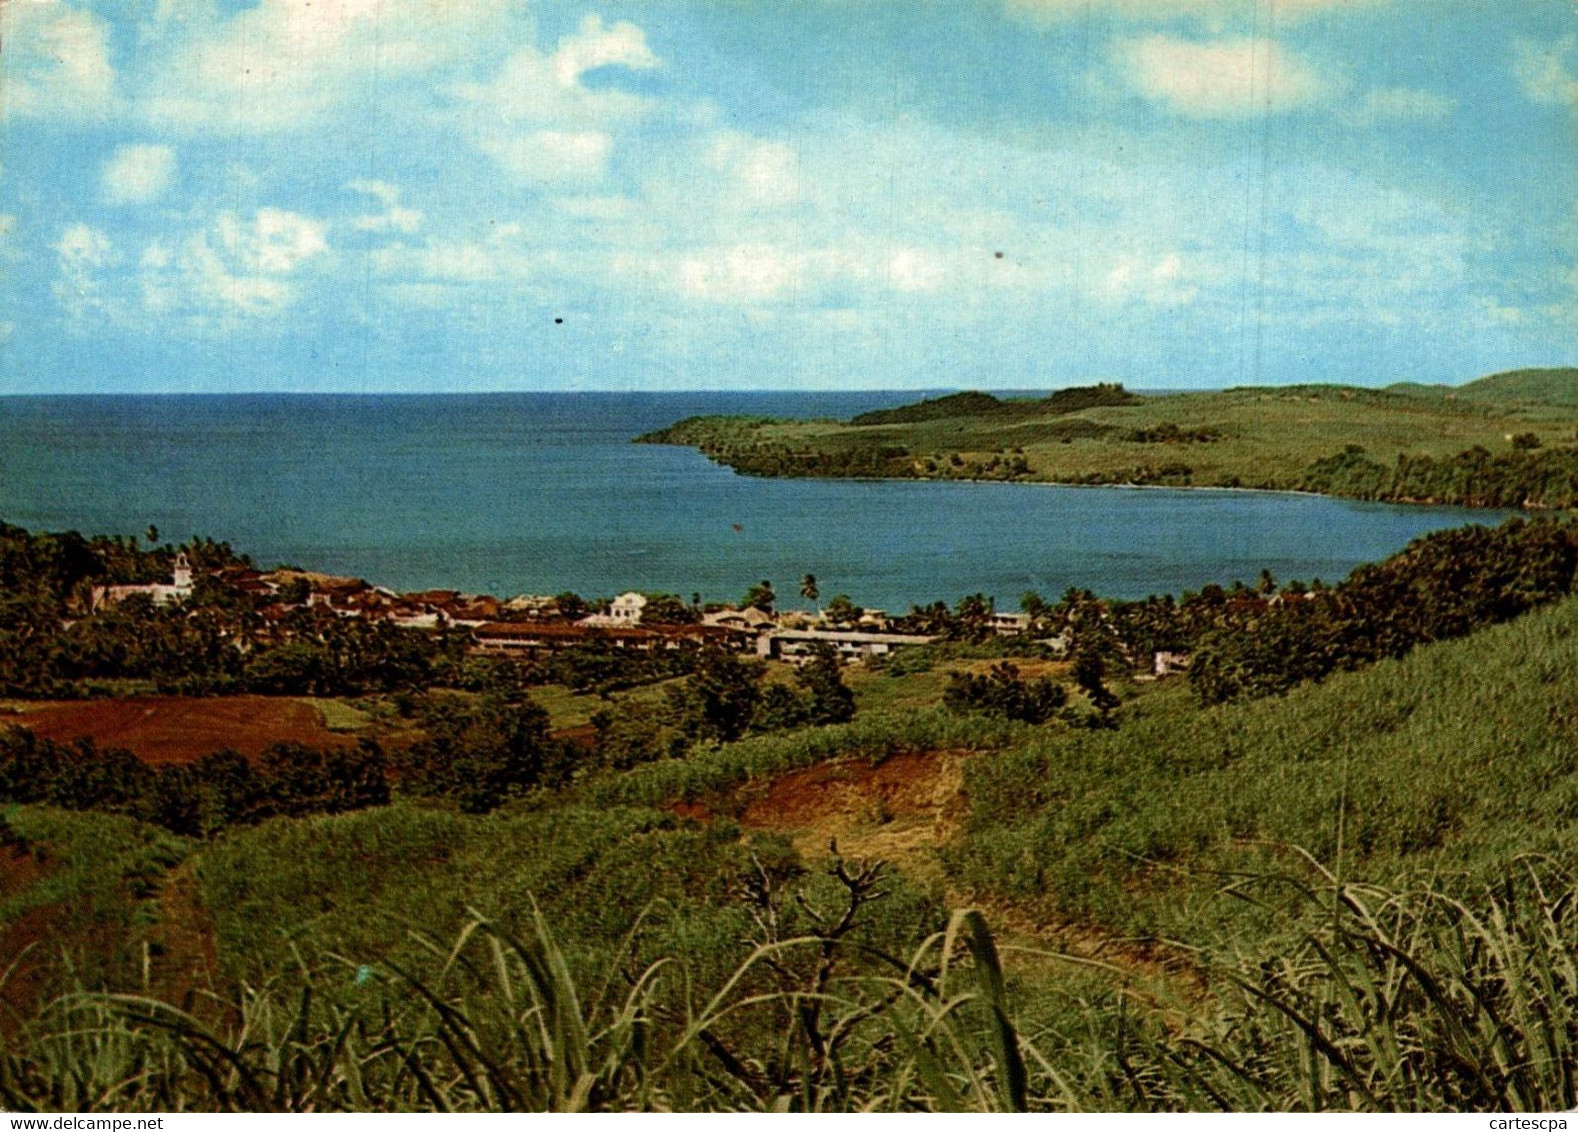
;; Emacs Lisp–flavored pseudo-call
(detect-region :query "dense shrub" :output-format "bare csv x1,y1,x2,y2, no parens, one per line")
943,662,1066,724
1189,518,1578,703
0,726,389,836
666,646,767,743
394,694,574,813
1300,443,1578,508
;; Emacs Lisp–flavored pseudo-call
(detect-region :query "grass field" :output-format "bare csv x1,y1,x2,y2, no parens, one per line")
639,369,1578,500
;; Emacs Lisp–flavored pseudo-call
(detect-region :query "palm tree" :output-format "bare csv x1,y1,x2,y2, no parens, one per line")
800,573,820,614
743,580,776,613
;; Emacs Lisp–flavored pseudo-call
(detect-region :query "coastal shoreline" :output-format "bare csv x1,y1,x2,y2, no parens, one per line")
682,458,1525,511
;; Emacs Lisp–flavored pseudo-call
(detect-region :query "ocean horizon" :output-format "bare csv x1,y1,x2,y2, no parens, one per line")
0,392,1507,612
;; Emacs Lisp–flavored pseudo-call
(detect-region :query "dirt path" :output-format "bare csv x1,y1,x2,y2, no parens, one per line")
147,858,223,1012
0,833,61,1026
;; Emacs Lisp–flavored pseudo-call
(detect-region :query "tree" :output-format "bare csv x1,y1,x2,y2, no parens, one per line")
794,643,855,725
743,579,776,613
554,591,589,621
398,695,568,813
943,661,1065,724
641,592,699,624
668,644,765,742
243,641,331,695
591,706,678,770
751,682,812,732
1072,645,1119,715
824,594,863,626
800,574,820,612
953,593,995,642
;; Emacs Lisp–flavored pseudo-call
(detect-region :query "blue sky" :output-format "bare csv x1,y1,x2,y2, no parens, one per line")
1,0,1575,393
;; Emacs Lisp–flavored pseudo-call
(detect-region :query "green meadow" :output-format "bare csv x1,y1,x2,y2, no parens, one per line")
639,368,1578,506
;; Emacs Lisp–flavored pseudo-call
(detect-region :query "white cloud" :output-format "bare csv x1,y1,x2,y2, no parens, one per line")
101,144,177,205
1009,0,1385,27
370,222,543,287
346,179,400,207
54,223,120,324
144,0,512,132
151,237,290,315
218,209,328,274
139,209,330,325
706,133,802,209
1112,34,1330,117
550,14,661,86
1343,87,1455,125
478,130,615,185
346,180,423,234
2,1,117,121
1513,36,1578,107
452,15,661,183
1101,252,1199,307
675,244,804,303
886,248,947,294
56,224,115,269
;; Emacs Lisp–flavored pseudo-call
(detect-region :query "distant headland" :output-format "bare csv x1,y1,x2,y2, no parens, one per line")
638,368,1578,511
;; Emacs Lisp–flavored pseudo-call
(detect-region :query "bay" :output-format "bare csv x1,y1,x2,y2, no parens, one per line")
0,393,1507,613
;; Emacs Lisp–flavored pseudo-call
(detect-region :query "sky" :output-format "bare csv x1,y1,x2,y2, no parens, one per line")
0,0,1575,394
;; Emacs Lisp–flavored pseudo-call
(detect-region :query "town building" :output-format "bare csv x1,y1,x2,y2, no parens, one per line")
609,592,648,624
581,592,649,628
756,627,935,664
991,612,1033,636
702,606,775,633
472,620,732,657
91,552,195,611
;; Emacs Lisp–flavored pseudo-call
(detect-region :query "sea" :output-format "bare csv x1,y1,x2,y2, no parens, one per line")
0,393,1509,613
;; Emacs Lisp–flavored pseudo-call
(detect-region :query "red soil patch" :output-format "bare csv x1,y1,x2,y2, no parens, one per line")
741,750,967,833
677,750,976,874
12,696,354,765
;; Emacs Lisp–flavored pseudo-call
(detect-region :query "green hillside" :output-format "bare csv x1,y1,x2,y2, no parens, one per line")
1456,366,1578,405
639,374,1578,508
954,590,1578,944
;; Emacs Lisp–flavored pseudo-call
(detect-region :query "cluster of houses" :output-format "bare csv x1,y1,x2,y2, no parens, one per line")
88,556,1193,675
473,592,944,664
88,558,947,664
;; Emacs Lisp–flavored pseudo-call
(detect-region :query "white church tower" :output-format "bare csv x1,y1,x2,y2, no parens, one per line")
172,551,193,593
